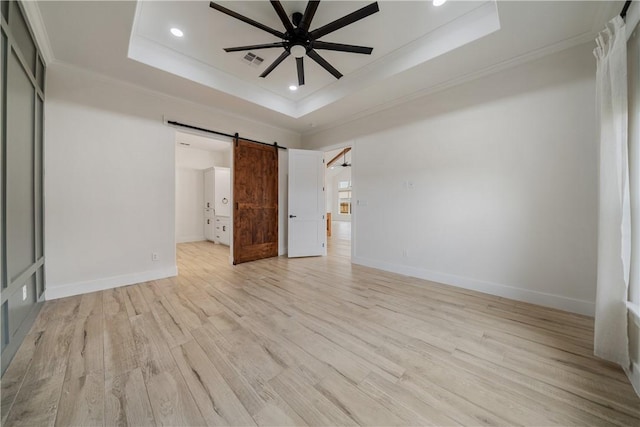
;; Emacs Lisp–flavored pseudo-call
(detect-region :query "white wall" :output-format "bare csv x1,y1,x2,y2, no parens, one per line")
304,43,598,315
175,168,205,243
45,62,301,299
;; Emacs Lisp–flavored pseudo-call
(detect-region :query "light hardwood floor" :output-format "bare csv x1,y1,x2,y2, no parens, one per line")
2,235,639,426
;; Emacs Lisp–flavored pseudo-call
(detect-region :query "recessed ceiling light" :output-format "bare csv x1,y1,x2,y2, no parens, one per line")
170,28,184,37
289,85,298,91
433,0,447,6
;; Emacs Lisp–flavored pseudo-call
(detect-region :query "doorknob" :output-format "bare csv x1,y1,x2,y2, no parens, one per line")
289,215,297,218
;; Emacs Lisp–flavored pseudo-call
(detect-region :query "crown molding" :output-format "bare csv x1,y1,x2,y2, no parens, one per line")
21,0,55,65
48,60,302,141
302,29,598,139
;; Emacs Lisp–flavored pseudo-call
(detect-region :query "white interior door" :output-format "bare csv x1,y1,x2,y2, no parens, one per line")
288,149,326,258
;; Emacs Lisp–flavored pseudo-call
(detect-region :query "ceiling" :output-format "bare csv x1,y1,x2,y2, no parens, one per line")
129,0,497,116
35,1,622,135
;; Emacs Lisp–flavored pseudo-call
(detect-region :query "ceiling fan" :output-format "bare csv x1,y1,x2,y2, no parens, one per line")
209,1,380,86
339,150,351,168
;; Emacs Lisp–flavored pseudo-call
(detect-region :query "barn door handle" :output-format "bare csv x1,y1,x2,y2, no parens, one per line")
289,215,297,218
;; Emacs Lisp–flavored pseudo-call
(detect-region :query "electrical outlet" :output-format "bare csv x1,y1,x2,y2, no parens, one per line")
152,252,159,261
22,285,27,301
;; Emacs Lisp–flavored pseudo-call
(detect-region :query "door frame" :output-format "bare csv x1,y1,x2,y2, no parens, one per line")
172,128,234,264
322,141,356,260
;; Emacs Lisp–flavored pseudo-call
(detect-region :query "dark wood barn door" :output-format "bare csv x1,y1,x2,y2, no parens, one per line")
233,139,279,264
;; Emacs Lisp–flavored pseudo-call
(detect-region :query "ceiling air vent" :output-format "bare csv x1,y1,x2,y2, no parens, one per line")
241,52,264,68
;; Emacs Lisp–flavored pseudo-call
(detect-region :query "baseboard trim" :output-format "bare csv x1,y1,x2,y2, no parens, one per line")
625,362,640,399
45,266,178,300
352,256,595,316
176,235,206,243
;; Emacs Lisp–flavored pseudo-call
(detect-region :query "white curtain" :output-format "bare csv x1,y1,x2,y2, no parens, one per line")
593,16,631,368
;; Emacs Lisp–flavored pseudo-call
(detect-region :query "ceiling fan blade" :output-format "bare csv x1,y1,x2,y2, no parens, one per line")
296,57,305,86
300,1,320,31
307,49,343,80
224,42,286,52
210,2,285,39
270,1,294,33
310,2,379,39
260,50,291,78
312,41,373,55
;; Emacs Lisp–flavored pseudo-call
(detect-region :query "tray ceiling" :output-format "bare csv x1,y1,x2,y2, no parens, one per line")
129,1,501,117
35,1,623,133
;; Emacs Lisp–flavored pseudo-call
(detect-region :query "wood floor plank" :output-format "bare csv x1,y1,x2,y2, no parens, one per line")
315,371,404,426
78,292,104,318
22,319,75,385
104,368,155,427
252,403,308,427
123,285,151,317
148,297,192,348
237,314,333,385
269,368,357,427
3,239,639,426
358,372,460,426
130,312,176,380
207,313,285,382
451,348,625,427
191,326,266,416
171,340,256,426
104,288,128,317
104,313,138,378
54,373,104,427
1,331,44,425
3,374,65,427
65,314,104,380
260,312,372,385
146,368,207,427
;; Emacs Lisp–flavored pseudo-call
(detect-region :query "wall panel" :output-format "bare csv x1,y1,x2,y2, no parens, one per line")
1,0,46,376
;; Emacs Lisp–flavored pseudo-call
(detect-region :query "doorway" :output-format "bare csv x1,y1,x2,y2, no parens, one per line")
174,131,232,258
325,146,352,259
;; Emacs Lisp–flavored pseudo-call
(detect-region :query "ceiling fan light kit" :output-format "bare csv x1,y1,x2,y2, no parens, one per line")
209,1,380,86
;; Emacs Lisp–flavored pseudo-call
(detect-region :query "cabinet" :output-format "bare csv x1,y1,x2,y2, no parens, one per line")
204,167,231,245
204,169,214,209
215,216,230,246
205,217,215,241
215,168,231,217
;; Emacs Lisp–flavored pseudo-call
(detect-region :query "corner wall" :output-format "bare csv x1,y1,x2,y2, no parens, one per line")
44,62,301,300
305,42,598,315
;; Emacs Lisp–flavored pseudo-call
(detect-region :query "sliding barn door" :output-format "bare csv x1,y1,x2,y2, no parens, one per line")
233,139,278,264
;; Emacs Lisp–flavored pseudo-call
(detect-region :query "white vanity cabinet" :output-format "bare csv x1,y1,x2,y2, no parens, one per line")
204,167,231,246
215,216,230,246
